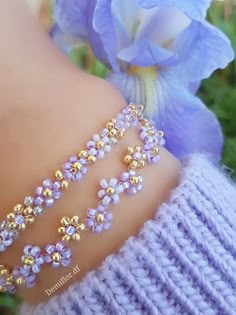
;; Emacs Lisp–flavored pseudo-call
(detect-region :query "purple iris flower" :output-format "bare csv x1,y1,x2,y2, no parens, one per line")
52,0,234,161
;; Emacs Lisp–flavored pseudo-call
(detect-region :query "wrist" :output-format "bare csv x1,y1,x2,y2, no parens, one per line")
0,87,180,303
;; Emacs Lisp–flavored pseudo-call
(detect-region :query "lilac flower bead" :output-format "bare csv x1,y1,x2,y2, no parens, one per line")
35,179,62,208
120,170,143,195
87,134,112,159
44,241,71,268
21,245,44,273
12,266,36,289
98,178,124,206
63,156,87,181
85,205,113,233
0,265,16,294
145,148,161,165
0,229,13,252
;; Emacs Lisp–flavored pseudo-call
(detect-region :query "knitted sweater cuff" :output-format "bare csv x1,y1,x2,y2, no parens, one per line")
20,155,236,315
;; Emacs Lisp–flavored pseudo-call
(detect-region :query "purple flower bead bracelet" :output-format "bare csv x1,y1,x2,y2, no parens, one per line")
0,103,165,293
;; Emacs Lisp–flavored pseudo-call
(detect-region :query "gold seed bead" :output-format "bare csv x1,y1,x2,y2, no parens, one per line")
106,187,115,195
142,153,147,160
77,223,86,231
61,216,71,226
78,150,88,159
131,109,138,117
87,155,96,163
58,227,65,234
6,276,13,286
6,213,15,220
71,216,80,225
55,170,64,180
96,141,105,149
0,267,8,276
148,129,155,137
124,155,132,164
52,252,61,263
18,223,26,231
23,255,35,266
130,176,139,185
72,233,81,241
61,180,69,190
25,216,35,225
95,213,104,224
23,207,33,216
129,104,136,110
152,147,159,156
14,204,23,213
62,235,70,242
109,129,117,137
43,188,52,197
73,162,82,171
130,160,138,169
106,121,114,131
8,222,17,229
140,118,149,126
16,277,25,286
127,147,134,154
138,160,145,168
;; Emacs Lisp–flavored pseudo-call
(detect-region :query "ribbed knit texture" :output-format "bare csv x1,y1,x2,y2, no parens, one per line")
19,155,236,315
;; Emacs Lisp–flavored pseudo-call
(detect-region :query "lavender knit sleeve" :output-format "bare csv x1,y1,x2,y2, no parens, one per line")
19,155,236,315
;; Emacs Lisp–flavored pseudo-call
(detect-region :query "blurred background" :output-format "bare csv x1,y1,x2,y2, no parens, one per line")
0,0,235,314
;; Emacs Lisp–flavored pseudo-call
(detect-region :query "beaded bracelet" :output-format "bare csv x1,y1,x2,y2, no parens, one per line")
0,104,145,254
0,111,165,294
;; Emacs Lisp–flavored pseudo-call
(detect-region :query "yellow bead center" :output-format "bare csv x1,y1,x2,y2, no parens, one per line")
106,187,115,195
95,213,104,223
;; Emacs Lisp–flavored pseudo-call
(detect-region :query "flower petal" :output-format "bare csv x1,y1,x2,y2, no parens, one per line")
136,0,211,20
173,20,234,82
92,0,120,71
49,24,80,53
53,0,90,39
107,70,223,161
117,40,176,67
135,7,191,47
155,71,223,160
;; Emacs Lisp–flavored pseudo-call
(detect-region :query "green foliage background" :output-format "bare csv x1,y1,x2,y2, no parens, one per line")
199,1,236,176
0,1,235,314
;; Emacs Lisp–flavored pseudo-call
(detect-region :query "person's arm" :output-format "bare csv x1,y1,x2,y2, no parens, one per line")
0,0,180,304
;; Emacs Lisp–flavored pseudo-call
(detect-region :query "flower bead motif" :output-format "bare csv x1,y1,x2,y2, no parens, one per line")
120,170,143,196
12,266,36,289
98,178,124,206
86,134,112,160
44,241,72,268
145,147,161,165
85,205,113,233
23,195,44,218
126,104,144,126
123,146,147,170
0,265,15,294
102,118,125,145
58,216,86,242
21,245,44,274
63,156,88,181
6,204,35,231
0,229,14,252
34,179,62,208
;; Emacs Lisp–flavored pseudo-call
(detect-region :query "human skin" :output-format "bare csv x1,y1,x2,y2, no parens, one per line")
0,0,181,304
